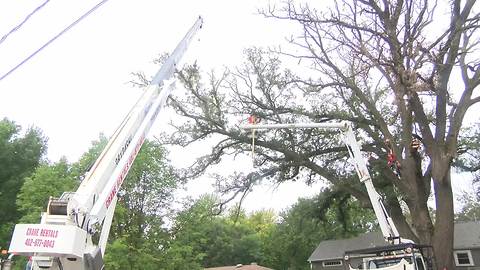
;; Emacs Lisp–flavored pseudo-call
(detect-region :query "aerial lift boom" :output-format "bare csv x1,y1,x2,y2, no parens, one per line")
241,121,404,244
8,16,203,270
241,122,433,270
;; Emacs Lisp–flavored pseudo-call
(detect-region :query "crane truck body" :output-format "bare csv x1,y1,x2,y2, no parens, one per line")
7,16,203,270
241,122,435,270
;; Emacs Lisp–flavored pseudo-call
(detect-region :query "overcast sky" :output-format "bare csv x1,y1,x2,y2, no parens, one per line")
0,0,326,213
0,0,286,160
0,1,474,213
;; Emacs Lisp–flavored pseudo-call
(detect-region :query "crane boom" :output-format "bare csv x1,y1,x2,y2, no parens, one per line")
240,122,404,244
8,16,203,270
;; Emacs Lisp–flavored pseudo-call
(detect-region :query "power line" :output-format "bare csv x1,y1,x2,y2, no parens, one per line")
0,0,51,46
0,0,110,82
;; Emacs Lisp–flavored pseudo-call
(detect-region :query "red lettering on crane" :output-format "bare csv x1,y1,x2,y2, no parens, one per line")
105,134,145,209
23,228,58,249
26,228,39,236
39,229,58,238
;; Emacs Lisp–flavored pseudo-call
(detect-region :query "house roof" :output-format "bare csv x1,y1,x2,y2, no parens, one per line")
308,231,385,262
205,264,273,270
309,221,480,262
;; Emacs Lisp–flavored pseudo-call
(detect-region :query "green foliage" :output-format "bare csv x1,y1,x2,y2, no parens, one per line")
103,238,131,270
204,220,262,266
244,209,276,236
10,256,28,270
15,135,107,226
0,118,46,246
8,134,179,269
16,134,106,218
167,195,265,268
261,190,377,270
157,243,203,270
71,134,108,179
105,139,177,269
11,134,179,269
103,236,160,270
162,192,375,270
12,160,79,270
119,139,176,220
172,194,220,233
17,159,78,223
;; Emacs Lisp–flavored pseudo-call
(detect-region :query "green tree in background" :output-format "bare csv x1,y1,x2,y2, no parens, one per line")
0,118,46,247
243,209,276,237
12,134,178,270
104,139,177,270
160,191,375,270
17,159,78,223
16,134,108,225
70,134,108,179
165,195,266,269
164,195,220,269
262,190,377,270
12,159,80,269
11,135,106,270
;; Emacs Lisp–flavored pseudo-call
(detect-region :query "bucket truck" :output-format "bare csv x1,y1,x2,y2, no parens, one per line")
7,16,203,270
240,122,436,270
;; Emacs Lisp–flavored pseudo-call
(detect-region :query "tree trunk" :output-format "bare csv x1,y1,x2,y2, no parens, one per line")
408,198,433,245
402,152,434,245
432,170,455,270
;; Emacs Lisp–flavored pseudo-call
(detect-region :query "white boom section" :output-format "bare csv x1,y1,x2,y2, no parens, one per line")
240,122,403,244
74,15,203,233
9,16,203,270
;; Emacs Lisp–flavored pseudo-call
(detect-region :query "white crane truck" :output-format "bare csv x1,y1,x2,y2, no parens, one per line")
7,16,203,270
241,122,436,270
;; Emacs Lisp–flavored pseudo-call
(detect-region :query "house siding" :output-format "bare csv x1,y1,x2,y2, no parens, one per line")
311,261,343,270
473,248,480,268
312,258,363,270
456,248,480,270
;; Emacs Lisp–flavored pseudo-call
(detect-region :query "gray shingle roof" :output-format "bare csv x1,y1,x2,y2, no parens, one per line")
308,232,385,262
309,221,480,262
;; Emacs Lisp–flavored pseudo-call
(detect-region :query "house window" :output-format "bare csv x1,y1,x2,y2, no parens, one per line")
323,260,343,267
454,250,474,266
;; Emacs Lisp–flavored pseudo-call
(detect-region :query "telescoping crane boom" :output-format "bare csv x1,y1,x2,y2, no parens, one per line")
241,122,435,270
8,16,203,270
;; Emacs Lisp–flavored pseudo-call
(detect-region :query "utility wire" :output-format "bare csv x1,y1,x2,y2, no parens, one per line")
0,0,110,82
0,0,51,46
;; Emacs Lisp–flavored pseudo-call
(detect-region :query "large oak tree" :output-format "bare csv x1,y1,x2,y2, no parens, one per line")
258,2,480,269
